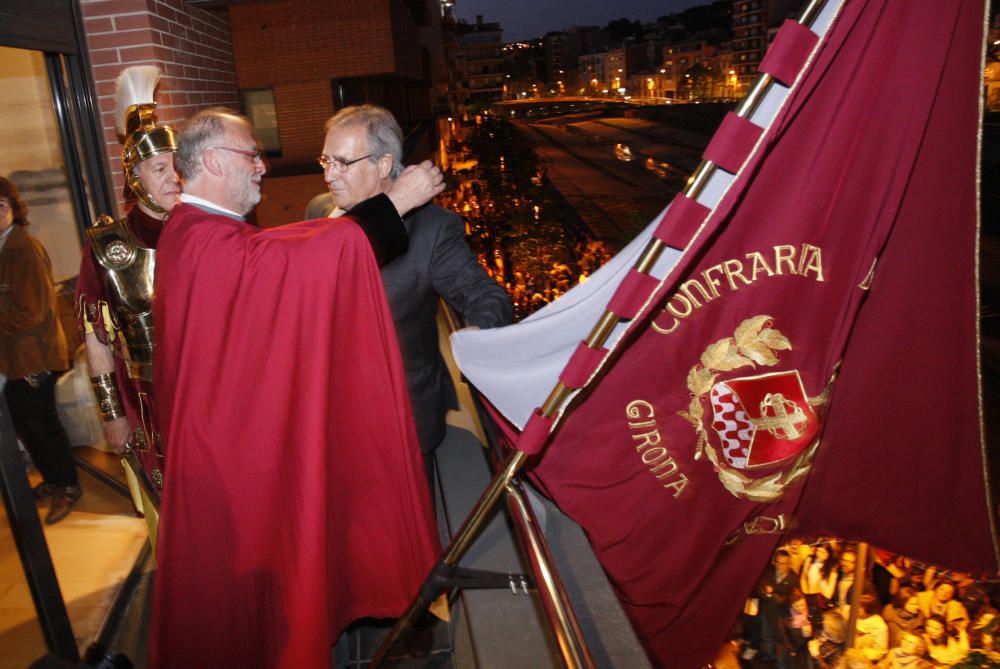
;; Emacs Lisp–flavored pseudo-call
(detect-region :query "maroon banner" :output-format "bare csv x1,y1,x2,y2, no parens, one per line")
528,0,997,666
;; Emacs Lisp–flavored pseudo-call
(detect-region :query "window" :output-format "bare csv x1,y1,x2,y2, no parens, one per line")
240,88,281,155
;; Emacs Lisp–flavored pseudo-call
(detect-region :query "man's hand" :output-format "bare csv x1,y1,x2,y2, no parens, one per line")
104,416,131,455
386,161,445,216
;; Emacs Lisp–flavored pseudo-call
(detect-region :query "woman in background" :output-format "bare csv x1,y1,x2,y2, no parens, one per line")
923,615,969,665
0,176,80,524
802,543,840,626
883,587,925,648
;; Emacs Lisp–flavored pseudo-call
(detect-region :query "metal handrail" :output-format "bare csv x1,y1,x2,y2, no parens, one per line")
370,307,595,668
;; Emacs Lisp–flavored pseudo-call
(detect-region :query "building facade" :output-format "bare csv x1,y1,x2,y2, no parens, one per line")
731,0,802,88
451,16,504,117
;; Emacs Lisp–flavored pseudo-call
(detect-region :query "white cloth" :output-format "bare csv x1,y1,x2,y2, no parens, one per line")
54,345,104,448
451,210,681,429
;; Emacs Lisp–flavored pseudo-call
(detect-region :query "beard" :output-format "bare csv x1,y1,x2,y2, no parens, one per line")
226,167,261,215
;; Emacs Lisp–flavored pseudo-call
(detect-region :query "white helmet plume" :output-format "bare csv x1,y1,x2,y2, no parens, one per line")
114,65,162,135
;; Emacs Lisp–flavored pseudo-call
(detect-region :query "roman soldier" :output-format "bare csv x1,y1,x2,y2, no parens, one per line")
76,65,179,539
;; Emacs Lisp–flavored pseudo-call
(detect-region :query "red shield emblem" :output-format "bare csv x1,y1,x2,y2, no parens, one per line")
709,370,818,470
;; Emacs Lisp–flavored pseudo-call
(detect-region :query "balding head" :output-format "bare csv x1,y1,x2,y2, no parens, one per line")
176,107,266,215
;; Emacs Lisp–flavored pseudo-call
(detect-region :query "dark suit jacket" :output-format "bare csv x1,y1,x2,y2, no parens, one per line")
382,203,511,453
306,194,511,452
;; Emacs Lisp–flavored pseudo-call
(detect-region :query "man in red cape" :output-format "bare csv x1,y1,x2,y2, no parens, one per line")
149,108,443,668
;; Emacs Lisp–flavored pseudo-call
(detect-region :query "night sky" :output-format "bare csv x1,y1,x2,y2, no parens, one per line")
455,0,709,42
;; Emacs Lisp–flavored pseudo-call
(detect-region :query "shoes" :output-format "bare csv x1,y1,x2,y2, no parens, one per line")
46,485,83,524
33,482,57,500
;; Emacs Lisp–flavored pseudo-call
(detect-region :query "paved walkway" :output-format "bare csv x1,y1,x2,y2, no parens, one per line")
516,112,713,249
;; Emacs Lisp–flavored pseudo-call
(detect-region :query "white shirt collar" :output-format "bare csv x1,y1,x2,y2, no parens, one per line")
180,193,244,220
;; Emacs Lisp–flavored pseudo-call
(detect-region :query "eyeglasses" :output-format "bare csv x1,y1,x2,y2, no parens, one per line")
212,146,264,162
317,153,373,173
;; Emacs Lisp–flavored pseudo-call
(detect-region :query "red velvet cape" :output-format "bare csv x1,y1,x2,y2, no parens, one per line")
149,203,439,668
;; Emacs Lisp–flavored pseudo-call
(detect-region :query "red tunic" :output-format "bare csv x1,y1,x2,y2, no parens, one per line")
149,203,440,668
76,206,164,482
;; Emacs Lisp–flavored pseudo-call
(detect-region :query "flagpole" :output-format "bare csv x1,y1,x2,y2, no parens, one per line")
371,0,832,664
843,542,869,650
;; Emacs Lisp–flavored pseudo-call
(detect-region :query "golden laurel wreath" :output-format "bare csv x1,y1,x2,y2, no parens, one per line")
677,315,822,503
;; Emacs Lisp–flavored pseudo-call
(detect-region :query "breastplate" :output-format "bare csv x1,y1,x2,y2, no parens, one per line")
87,215,156,381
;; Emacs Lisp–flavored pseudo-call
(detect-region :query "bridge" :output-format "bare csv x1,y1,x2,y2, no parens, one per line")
489,96,675,119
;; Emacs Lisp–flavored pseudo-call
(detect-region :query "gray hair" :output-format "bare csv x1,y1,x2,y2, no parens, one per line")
175,107,248,180
325,105,403,179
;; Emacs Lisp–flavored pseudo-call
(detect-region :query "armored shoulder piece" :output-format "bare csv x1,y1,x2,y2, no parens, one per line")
87,214,140,270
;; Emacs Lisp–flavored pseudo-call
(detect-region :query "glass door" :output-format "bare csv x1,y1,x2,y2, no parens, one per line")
0,40,145,669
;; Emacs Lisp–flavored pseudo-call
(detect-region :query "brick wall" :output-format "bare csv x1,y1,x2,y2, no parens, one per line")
253,173,328,229
225,0,433,226
228,0,400,89
273,80,334,163
76,0,438,226
80,0,239,216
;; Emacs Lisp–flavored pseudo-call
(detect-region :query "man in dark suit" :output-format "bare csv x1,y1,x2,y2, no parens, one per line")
317,105,513,492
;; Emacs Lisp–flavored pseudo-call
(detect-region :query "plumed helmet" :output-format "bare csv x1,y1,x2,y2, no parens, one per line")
115,65,176,213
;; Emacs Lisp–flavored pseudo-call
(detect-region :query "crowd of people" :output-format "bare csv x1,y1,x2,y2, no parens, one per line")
737,539,1000,669
437,117,613,320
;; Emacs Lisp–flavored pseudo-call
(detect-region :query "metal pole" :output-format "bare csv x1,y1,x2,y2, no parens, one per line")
505,478,596,669
844,542,868,649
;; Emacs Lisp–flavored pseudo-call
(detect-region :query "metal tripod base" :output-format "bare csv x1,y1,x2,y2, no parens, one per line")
370,449,595,668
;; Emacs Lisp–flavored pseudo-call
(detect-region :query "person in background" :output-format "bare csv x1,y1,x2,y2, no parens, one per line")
853,590,890,662
871,549,901,606
923,614,969,665
883,586,925,648
917,579,969,627
777,590,812,669
0,176,80,524
875,633,934,669
76,65,180,537
962,584,997,651
809,610,847,669
752,548,799,662
802,543,839,626
835,548,858,616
